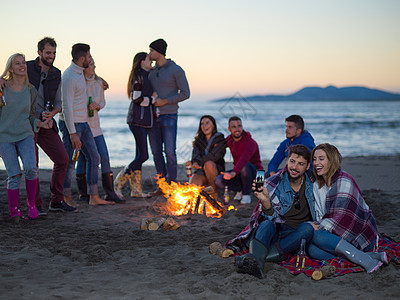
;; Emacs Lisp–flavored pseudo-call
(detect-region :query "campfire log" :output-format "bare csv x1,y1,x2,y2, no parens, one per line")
141,217,167,231
209,242,234,258
163,217,180,231
194,195,201,213
312,265,336,280
200,190,226,213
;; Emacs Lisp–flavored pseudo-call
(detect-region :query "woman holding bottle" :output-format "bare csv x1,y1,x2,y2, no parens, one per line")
0,53,52,222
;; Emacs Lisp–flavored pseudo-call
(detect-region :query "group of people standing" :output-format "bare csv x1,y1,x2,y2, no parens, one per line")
0,37,189,222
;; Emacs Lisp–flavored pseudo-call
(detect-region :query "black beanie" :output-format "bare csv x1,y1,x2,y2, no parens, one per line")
149,39,167,56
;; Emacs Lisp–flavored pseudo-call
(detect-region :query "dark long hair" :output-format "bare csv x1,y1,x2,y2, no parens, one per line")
127,52,147,98
193,115,218,147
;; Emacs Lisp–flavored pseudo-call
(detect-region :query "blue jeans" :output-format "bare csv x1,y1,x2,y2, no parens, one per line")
127,124,149,172
0,135,38,190
254,219,314,254
148,114,177,182
76,134,111,175
59,121,100,196
308,229,375,260
215,162,256,195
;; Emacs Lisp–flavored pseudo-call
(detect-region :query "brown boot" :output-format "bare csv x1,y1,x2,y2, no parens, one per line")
129,170,151,198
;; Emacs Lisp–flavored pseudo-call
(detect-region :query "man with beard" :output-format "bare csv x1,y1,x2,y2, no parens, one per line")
59,43,111,206
267,115,315,177
227,145,316,278
215,116,263,204
1,37,75,214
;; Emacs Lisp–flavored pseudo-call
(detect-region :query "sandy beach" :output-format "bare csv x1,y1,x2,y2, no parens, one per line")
1,155,399,299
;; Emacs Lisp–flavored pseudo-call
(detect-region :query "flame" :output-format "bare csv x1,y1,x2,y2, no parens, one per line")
228,205,237,211
156,176,225,218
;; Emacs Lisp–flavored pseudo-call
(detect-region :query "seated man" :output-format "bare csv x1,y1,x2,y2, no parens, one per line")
227,145,316,278
215,116,263,204
267,115,315,177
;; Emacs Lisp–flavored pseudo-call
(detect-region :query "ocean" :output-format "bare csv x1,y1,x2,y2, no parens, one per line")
1,99,400,170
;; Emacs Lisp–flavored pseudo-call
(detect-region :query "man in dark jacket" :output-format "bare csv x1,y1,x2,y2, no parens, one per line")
27,37,75,213
215,116,263,204
267,115,315,177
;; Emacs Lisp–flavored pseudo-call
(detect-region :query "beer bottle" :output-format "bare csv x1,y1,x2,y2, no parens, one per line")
88,96,94,117
0,88,6,107
224,186,229,205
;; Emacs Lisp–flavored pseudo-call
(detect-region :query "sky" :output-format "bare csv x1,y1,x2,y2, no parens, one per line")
2,0,399,102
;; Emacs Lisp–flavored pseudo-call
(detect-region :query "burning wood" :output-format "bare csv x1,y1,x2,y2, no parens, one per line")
156,176,227,218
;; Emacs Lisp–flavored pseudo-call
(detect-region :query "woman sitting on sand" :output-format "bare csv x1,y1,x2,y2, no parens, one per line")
0,53,51,222
185,115,226,201
308,143,387,273
75,58,124,204
114,52,156,198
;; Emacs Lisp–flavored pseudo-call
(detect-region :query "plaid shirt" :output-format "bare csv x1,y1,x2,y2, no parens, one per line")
315,169,378,250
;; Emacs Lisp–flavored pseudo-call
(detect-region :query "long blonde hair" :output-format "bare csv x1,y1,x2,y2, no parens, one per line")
1,53,29,85
312,143,342,188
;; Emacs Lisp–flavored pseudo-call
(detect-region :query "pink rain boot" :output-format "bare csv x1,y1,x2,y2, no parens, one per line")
7,189,23,219
26,178,38,219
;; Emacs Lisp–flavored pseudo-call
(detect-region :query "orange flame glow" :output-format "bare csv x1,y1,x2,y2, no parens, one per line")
156,176,225,218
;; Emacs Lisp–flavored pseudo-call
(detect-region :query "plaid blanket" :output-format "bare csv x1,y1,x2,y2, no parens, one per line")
233,234,400,279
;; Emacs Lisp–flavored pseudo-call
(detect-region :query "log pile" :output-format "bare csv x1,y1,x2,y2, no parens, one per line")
140,217,180,231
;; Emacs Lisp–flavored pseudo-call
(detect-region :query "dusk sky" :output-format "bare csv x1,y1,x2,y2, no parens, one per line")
2,0,399,101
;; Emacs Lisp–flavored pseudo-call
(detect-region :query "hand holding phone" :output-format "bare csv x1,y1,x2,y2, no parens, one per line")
255,170,265,190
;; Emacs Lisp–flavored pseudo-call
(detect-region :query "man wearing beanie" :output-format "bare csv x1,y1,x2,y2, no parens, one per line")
148,38,190,183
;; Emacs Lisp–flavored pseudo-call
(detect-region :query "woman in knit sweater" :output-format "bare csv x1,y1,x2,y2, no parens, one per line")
308,143,387,273
0,53,52,222
75,59,123,204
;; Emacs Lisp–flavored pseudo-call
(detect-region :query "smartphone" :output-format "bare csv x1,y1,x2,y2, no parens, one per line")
255,170,265,190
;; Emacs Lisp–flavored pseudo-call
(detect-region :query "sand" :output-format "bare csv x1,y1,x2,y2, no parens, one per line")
1,155,399,299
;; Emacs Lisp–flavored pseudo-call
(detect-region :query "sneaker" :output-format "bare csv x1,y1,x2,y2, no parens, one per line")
234,192,243,201
37,205,47,216
49,201,77,212
240,195,251,204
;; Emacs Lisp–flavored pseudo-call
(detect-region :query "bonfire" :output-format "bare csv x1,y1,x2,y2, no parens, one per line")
156,176,235,218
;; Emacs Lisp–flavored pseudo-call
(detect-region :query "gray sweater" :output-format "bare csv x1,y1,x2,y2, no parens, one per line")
149,59,190,115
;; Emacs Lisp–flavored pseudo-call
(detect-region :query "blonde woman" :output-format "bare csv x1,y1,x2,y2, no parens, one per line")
0,54,51,222
309,143,387,273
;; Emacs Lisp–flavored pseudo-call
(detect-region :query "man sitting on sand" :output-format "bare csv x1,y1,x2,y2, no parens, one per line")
215,116,263,204
227,145,316,278
267,115,315,177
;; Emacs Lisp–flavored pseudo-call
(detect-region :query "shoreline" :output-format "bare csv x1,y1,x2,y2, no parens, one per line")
0,155,399,299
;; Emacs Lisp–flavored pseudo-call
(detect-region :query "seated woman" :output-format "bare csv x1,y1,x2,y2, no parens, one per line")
185,115,226,200
0,53,51,222
308,143,387,273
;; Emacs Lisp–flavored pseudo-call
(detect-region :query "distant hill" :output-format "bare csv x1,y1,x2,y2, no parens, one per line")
213,86,400,102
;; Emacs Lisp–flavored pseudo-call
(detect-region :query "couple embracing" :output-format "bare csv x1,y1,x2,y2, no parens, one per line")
114,39,190,198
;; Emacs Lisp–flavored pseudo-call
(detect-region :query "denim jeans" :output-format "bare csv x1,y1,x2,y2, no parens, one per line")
127,124,149,172
214,162,256,195
35,128,69,204
254,219,314,254
76,134,111,175
0,135,38,190
307,229,375,260
148,114,177,182
59,120,100,196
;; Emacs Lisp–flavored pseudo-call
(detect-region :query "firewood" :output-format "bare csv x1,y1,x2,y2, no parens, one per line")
209,242,234,258
148,217,167,231
312,265,336,280
163,217,180,231
140,217,167,231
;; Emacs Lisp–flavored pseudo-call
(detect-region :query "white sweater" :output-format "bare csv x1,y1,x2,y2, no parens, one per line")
60,62,88,134
86,75,105,137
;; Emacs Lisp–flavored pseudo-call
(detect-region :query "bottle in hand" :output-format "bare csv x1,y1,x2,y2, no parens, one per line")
88,96,94,117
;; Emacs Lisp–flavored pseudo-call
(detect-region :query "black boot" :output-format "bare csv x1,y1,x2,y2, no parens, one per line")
76,174,89,202
235,239,269,278
102,172,125,203
265,243,285,262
